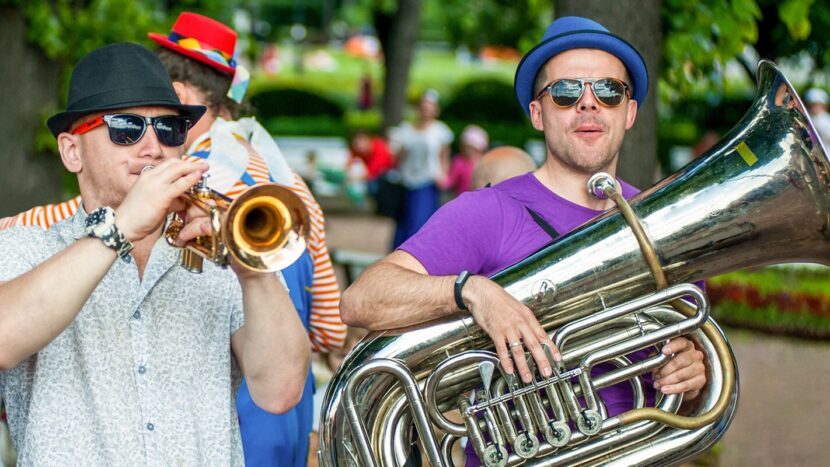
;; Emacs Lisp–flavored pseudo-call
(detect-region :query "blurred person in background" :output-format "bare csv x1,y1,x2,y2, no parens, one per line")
387,89,454,248
439,124,489,197
0,13,345,467
348,129,395,197
805,87,830,146
471,145,537,189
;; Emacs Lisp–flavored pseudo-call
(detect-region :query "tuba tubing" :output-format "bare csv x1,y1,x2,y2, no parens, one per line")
319,59,830,466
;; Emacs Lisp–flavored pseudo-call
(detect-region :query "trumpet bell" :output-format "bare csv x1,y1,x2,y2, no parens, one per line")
225,183,310,272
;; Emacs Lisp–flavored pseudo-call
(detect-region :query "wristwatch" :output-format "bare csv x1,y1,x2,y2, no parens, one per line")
84,206,133,261
454,270,472,311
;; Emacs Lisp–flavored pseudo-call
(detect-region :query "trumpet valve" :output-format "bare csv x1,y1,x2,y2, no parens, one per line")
180,249,204,274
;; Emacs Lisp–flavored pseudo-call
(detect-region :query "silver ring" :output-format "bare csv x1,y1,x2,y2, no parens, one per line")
140,165,155,175
509,341,522,348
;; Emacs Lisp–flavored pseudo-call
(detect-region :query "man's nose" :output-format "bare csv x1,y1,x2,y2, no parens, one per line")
577,83,600,112
138,124,165,158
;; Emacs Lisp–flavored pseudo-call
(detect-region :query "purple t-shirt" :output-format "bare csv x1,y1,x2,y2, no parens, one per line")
400,172,652,464
400,172,639,277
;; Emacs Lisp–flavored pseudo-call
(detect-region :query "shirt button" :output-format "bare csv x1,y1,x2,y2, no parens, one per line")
146,422,154,431
138,365,146,374
133,311,141,320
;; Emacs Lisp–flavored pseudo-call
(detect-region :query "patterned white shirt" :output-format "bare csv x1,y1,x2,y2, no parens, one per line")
0,208,247,466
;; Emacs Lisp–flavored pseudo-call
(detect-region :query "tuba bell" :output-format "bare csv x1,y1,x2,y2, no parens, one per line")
165,177,310,273
318,59,830,466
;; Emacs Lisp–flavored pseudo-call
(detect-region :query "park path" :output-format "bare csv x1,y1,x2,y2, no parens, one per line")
325,213,830,466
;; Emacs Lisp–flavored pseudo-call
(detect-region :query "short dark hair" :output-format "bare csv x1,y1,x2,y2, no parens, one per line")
156,49,246,119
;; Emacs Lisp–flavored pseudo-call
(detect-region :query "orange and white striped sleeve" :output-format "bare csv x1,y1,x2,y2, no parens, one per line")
0,196,82,231
289,174,346,352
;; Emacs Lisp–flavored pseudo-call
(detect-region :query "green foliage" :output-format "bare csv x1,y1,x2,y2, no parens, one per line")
260,115,348,137
424,0,552,50
710,266,830,296
662,0,761,96
708,266,830,340
442,79,525,123
752,0,830,73
259,110,383,138
13,0,165,62
778,0,815,40
250,87,345,119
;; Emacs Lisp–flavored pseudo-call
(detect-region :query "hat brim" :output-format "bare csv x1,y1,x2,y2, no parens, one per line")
514,29,648,117
47,102,207,138
148,32,235,75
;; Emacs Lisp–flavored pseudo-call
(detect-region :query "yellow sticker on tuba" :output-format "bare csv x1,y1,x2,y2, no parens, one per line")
735,141,758,166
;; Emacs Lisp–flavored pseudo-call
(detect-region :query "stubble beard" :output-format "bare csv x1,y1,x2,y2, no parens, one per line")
547,136,618,176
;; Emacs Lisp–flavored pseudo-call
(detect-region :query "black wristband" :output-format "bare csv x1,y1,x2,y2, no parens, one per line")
454,270,471,311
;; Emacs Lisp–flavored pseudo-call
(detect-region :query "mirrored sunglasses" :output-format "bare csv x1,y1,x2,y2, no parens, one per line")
537,78,630,108
71,113,192,147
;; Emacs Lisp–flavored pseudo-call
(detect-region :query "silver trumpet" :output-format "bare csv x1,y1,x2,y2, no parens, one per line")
318,60,830,466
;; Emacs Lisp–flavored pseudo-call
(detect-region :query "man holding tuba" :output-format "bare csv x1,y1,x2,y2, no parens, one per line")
0,43,310,464
341,16,706,464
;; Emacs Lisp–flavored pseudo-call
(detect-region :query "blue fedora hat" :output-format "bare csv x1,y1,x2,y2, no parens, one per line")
514,16,648,117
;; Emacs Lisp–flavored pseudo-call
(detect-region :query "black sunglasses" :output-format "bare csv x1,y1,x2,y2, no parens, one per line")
72,113,192,147
536,77,630,108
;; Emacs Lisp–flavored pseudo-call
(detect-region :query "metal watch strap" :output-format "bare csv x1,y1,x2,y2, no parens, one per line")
454,270,471,311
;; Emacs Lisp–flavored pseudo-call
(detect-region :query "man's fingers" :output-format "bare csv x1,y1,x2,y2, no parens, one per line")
495,342,515,376
658,373,706,395
509,340,533,383
662,337,694,355
655,361,705,390
174,218,212,244
152,158,208,182
524,339,553,379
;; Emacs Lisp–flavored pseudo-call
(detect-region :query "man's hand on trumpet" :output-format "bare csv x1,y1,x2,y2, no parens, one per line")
115,158,209,243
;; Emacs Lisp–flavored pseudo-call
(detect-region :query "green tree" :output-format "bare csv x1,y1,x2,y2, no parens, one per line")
0,0,234,216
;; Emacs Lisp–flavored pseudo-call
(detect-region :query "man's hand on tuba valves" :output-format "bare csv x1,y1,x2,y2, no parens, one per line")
462,274,561,384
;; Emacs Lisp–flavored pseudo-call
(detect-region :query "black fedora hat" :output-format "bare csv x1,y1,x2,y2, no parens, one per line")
47,42,207,137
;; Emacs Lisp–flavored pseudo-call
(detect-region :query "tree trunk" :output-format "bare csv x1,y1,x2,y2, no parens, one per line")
375,0,422,132
0,7,65,217
554,0,661,189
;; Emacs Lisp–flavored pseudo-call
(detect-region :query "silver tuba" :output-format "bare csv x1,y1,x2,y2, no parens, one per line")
318,60,830,466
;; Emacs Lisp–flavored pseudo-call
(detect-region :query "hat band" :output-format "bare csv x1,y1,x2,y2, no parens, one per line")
167,32,237,69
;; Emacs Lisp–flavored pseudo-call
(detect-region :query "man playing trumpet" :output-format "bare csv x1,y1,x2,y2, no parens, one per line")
0,43,309,464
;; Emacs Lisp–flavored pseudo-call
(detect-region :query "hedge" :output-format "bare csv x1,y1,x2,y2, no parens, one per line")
250,88,345,120
706,266,830,340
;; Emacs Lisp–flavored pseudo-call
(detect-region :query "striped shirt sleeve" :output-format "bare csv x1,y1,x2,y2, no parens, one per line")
0,196,82,231
289,174,345,351
200,141,346,352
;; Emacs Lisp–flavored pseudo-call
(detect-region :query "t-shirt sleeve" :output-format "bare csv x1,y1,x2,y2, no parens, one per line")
398,189,502,276
0,228,44,282
438,121,454,146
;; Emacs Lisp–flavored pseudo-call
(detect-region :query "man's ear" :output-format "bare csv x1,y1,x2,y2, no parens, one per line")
57,133,82,174
529,100,545,131
172,81,189,104
625,98,638,130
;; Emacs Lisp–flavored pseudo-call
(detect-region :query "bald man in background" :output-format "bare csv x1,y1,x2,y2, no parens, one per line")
471,146,537,189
